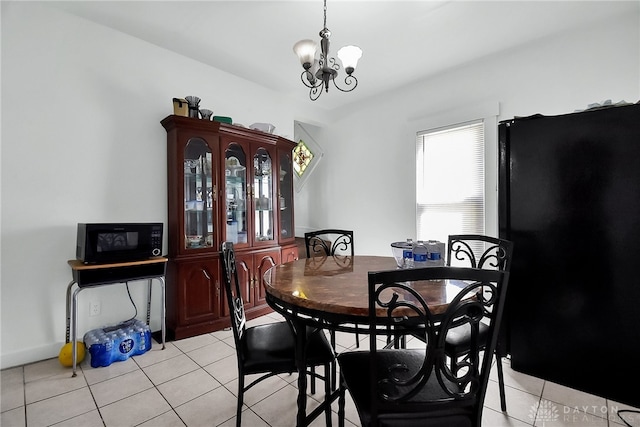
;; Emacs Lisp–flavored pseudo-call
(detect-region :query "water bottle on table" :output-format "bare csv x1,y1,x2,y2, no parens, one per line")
413,240,428,268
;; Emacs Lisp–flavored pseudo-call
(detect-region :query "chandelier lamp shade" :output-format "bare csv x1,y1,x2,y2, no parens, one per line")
293,0,362,101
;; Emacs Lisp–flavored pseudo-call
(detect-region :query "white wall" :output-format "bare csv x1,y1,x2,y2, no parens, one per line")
2,2,638,369
295,10,640,257
0,2,324,368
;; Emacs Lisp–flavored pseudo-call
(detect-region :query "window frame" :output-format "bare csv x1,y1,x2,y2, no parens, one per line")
410,102,499,240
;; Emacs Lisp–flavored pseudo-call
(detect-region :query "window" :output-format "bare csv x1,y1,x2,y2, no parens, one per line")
416,120,485,244
293,139,314,177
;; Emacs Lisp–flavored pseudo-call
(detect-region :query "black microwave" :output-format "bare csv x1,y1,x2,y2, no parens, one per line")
76,223,163,264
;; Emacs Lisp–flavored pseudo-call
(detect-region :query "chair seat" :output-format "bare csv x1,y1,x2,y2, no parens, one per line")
338,349,475,427
445,322,490,354
243,322,334,375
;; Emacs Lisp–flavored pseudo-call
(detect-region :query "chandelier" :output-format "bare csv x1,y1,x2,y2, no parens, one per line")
293,0,362,101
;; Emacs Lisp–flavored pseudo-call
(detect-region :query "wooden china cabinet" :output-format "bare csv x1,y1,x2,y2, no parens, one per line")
161,115,298,340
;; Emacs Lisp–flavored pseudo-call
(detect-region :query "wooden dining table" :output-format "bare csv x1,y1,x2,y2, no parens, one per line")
263,255,471,426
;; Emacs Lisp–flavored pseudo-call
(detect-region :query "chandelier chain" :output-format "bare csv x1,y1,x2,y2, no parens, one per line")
323,0,327,30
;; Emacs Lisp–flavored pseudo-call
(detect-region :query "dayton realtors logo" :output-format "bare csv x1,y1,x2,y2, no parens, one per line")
530,400,560,425
529,400,632,425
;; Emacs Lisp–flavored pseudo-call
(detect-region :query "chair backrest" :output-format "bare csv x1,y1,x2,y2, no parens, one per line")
304,229,354,258
366,266,509,425
447,234,514,271
220,241,247,354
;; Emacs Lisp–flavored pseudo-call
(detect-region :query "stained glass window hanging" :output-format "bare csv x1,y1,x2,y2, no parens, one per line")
293,139,314,177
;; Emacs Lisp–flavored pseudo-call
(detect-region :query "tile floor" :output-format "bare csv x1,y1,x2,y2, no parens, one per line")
2,312,639,427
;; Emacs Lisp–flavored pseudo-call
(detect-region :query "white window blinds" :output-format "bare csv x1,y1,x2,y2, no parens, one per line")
416,120,485,244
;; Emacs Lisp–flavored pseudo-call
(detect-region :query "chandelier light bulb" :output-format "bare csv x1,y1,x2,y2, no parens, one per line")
293,39,318,70
337,45,362,75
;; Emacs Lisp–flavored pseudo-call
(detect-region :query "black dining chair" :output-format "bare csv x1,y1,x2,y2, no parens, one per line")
304,229,359,387
337,266,510,427
220,242,335,427
305,229,354,258
445,234,514,412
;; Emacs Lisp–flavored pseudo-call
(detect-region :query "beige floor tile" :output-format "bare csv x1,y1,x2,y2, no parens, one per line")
172,333,219,353
202,354,238,385
249,383,301,427
542,381,608,417
81,356,139,385
175,386,238,426
494,358,545,397
24,358,71,383
142,353,199,385
225,372,291,406
250,382,335,427
26,387,96,427
186,340,236,367
90,369,154,407
99,388,171,427
1,406,25,427
132,341,182,368
1,366,25,412
54,409,104,427
485,379,541,425
210,327,233,342
217,408,270,427
482,407,533,426
221,335,236,348
157,368,221,408
24,369,87,404
333,330,361,349
137,409,186,427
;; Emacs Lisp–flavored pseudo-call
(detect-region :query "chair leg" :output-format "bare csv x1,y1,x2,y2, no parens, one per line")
310,366,316,394
331,330,337,391
495,354,507,411
355,326,360,348
236,376,244,427
338,381,346,427
324,362,333,427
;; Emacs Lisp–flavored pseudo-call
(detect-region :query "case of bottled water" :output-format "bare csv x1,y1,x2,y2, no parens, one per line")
83,319,152,368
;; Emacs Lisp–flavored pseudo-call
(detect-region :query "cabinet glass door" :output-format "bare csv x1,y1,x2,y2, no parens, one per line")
253,148,274,243
184,138,214,250
279,150,293,240
225,143,248,245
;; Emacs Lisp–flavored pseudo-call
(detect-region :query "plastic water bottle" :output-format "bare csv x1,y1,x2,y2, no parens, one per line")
426,240,445,266
413,240,428,268
403,238,414,268
83,319,152,368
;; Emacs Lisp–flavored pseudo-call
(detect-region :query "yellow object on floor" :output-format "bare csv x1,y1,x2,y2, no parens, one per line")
58,342,85,367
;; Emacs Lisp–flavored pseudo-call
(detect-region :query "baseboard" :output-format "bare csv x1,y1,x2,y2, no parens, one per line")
1,342,63,370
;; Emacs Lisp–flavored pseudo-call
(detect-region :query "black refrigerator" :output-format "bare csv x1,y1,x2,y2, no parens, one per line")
498,102,640,408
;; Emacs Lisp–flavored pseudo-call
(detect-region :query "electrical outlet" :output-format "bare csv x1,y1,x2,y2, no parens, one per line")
89,300,101,316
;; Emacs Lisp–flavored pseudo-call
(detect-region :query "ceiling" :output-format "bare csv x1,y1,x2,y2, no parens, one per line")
47,1,637,112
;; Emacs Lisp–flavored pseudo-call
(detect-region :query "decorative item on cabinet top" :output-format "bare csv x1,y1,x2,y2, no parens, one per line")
172,98,188,117
249,123,276,134
172,96,218,121
170,98,279,135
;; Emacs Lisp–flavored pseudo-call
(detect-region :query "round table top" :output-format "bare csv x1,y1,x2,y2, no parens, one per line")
264,255,469,320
